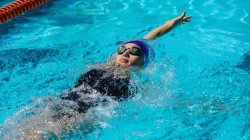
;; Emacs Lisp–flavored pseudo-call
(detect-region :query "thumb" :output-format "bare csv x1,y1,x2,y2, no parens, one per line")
181,11,186,18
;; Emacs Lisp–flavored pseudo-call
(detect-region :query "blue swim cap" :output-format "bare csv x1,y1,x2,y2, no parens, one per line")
124,40,154,66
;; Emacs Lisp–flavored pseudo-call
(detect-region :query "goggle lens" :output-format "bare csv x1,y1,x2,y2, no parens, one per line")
117,46,143,56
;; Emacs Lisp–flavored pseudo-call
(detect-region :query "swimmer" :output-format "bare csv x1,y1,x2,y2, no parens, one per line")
3,11,191,139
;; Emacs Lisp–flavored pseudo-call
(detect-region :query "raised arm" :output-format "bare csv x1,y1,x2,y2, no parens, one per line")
143,11,192,40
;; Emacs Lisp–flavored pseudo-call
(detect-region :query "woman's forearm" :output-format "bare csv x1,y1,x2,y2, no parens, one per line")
143,12,191,40
143,17,180,39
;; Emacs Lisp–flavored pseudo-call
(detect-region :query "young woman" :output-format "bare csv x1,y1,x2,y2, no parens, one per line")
4,12,191,139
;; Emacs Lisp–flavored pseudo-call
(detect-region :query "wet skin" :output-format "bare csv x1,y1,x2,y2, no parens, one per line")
116,43,144,68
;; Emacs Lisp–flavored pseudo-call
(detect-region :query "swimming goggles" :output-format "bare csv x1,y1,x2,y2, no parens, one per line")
117,46,143,56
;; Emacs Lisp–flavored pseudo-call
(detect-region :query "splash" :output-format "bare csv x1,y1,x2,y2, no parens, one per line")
0,84,120,139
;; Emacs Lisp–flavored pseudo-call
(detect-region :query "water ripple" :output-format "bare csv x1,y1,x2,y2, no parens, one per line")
203,0,214,6
139,0,145,8
122,3,129,10
240,9,249,25
188,0,194,10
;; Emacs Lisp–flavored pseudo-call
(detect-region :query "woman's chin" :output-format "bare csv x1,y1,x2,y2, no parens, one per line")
116,62,131,68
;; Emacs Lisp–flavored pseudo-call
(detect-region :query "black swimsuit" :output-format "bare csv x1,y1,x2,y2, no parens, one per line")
57,69,135,115
75,69,132,98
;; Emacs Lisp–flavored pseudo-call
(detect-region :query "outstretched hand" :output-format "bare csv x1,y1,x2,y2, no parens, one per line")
143,11,192,39
177,11,192,24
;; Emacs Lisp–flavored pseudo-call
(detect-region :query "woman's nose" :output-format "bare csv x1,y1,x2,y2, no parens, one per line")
122,50,130,57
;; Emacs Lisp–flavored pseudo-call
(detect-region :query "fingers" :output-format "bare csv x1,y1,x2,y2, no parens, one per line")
183,16,192,20
181,19,191,24
179,11,192,24
183,19,191,22
182,18,191,24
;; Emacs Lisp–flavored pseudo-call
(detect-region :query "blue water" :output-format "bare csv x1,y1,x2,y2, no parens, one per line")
0,0,250,139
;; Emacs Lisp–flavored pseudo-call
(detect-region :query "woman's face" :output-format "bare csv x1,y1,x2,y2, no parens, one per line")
116,43,144,68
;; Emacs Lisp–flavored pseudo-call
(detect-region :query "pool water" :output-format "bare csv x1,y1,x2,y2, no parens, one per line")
0,0,249,139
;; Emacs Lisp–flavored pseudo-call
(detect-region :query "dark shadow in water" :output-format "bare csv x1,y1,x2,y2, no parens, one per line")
0,48,59,71
237,52,250,73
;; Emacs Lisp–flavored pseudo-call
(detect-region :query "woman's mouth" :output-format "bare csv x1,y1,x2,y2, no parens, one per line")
120,58,129,63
